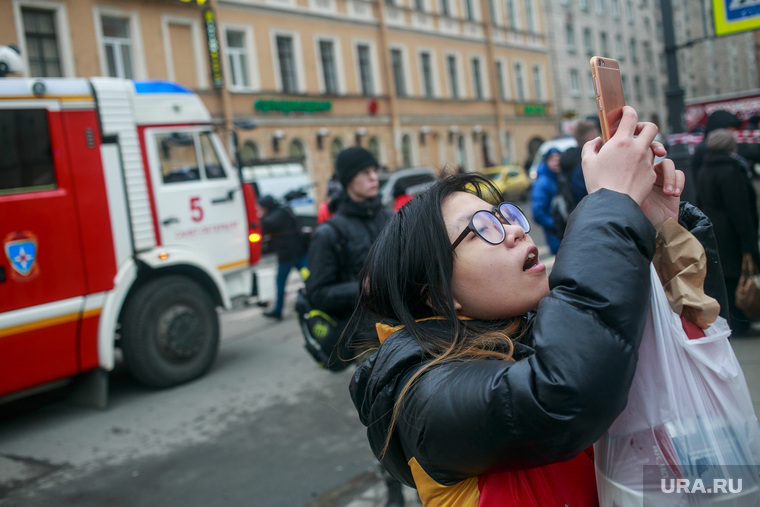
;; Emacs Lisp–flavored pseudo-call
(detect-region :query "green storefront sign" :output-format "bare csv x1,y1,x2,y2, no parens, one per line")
518,103,547,116
254,100,332,114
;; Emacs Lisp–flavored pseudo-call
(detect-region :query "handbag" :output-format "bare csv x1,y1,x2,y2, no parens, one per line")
594,265,760,506
736,253,760,320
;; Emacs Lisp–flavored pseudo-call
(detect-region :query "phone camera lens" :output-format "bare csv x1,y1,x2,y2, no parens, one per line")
600,59,605,66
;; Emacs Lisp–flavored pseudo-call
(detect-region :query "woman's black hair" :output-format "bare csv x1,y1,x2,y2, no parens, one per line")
355,171,519,354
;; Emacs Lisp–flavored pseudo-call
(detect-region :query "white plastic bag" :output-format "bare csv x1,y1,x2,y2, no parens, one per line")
594,264,760,506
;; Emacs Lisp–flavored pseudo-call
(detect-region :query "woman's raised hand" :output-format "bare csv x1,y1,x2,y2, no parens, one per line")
581,106,663,206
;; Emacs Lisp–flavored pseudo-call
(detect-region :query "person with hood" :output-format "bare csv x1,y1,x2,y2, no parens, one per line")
259,195,309,321
529,147,563,254
692,110,760,183
349,107,727,506
696,128,760,335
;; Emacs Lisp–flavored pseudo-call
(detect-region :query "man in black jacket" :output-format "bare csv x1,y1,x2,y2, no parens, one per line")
306,146,393,361
305,146,403,506
259,195,308,321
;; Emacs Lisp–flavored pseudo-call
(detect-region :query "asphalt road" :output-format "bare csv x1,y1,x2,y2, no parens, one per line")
0,294,380,507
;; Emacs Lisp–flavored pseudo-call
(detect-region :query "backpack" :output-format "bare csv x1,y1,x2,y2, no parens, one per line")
550,172,577,240
295,219,351,372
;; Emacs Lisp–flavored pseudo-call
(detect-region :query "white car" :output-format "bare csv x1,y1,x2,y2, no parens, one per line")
528,136,578,180
378,167,438,208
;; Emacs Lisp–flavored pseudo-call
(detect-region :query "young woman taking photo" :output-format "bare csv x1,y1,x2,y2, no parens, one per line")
349,107,725,506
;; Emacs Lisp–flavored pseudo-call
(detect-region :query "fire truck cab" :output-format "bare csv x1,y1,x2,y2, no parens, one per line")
0,78,262,406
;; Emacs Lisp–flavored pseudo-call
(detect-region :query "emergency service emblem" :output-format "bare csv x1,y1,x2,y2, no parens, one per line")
4,231,39,280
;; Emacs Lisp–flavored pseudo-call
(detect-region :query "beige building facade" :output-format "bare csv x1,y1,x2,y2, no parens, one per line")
2,0,560,198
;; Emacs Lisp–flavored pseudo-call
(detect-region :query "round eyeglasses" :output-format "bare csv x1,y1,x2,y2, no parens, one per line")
451,202,531,250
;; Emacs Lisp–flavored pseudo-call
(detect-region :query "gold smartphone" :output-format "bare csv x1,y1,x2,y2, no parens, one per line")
589,56,625,143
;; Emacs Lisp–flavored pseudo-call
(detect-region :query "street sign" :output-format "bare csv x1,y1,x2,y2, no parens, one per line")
713,0,760,36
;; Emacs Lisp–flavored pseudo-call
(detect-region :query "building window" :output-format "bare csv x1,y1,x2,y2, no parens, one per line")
569,68,580,97
611,0,620,18
240,140,259,164
415,0,425,10
600,32,608,56
566,23,576,53
488,0,498,25
101,16,134,79
496,60,507,100
401,134,413,167
630,38,638,63
643,41,653,64
276,35,297,93
22,8,63,77
580,0,588,11
506,0,517,30
616,34,625,60
447,55,459,99
330,138,344,163
584,28,594,56
420,52,434,98
647,76,657,98
524,0,536,33
440,0,450,16
625,0,633,23
532,64,543,101
319,40,338,95
464,0,475,20
391,48,406,97
471,58,483,100
367,136,381,161
634,76,642,102
288,139,305,160
357,44,374,96
226,30,250,88
514,62,525,102
595,0,604,15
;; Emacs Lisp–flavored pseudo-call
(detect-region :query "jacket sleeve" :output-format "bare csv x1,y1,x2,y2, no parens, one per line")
678,201,729,321
305,223,360,313
395,190,656,483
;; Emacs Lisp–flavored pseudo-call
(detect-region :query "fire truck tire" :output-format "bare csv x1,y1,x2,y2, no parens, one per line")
120,276,220,388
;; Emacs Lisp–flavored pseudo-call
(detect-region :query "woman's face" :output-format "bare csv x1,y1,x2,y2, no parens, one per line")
442,192,549,320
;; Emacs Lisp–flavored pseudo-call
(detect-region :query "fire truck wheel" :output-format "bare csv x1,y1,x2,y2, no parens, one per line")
120,276,220,388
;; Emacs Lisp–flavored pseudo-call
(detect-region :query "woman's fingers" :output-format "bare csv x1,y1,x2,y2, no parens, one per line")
654,159,684,196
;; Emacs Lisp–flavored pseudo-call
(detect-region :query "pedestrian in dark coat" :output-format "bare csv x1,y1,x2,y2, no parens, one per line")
692,110,760,184
259,195,308,320
696,129,760,334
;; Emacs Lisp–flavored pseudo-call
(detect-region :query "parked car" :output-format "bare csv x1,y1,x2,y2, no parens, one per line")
479,165,532,201
528,136,577,180
378,167,438,208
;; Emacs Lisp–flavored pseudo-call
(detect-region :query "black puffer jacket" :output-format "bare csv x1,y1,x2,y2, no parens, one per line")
350,191,723,488
306,193,392,318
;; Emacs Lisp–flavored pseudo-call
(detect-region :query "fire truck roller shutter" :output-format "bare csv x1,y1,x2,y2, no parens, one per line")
119,275,219,388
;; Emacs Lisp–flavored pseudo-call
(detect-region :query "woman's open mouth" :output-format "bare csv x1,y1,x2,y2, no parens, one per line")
523,246,540,271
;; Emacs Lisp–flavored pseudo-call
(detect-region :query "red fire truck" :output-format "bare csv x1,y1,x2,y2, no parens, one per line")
0,78,262,406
